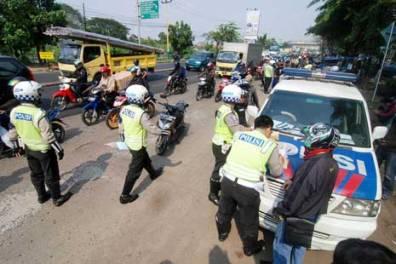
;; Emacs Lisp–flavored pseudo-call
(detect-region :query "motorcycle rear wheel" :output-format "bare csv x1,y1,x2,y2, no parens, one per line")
155,135,168,155
106,108,120,129
196,89,202,101
214,91,222,102
82,109,100,126
51,96,68,111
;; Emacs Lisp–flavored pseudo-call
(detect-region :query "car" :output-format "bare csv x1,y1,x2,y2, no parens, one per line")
0,56,35,106
186,51,215,72
256,68,386,250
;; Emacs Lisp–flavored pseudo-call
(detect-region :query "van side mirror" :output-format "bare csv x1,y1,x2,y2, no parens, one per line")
372,126,388,141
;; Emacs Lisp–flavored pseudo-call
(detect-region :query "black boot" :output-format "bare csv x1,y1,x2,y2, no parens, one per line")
150,167,163,181
120,194,139,204
53,192,73,207
208,180,221,205
243,239,265,256
38,191,51,204
216,216,231,242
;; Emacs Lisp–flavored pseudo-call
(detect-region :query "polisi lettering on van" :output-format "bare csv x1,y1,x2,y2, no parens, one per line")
279,134,378,200
239,133,265,147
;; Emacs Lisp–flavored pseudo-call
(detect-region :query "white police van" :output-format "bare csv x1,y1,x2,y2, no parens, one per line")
258,68,389,250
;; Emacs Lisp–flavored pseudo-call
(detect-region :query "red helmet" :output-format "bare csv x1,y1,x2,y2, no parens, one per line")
100,66,111,74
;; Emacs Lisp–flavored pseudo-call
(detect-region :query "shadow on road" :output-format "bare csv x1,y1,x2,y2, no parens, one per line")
0,167,30,193
159,260,175,264
60,153,112,194
209,245,231,264
64,127,83,142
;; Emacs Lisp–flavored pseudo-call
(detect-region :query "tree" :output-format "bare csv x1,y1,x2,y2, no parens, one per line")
168,21,194,56
308,0,394,55
257,34,278,49
86,17,129,40
205,23,240,53
59,3,83,29
0,0,66,62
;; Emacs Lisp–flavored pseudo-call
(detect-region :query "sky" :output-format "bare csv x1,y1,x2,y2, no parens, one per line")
57,0,319,42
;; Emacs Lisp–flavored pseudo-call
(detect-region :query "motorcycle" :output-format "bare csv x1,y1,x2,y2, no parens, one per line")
164,75,187,95
51,77,90,111
214,78,230,102
155,94,189,155
196,76,214,101
106,92,156,130
81,88,111,126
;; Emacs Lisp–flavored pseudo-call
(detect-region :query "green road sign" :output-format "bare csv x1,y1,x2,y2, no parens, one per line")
140,0,159,19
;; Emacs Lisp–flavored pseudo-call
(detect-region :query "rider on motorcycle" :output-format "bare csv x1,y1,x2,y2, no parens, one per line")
199,62,216,95
129,66,150,91
234,53,247,78
168,59,187,89
72,59,88,94
96,65,118,107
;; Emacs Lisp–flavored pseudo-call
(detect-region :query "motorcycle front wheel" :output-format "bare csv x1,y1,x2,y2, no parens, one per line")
51,96,68,111
82,109,100,126
106,108,120,129
196,88,202,101
52,123,65,143
155,134,168,155
180,81,187,94
214,91,222,102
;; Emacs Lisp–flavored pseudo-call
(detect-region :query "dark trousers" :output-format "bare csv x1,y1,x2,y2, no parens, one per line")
264,77,272,93
216,177,261,251
26,148,61,200
122,147,156,195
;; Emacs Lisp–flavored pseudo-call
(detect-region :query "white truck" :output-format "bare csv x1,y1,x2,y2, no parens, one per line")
215,42,263,77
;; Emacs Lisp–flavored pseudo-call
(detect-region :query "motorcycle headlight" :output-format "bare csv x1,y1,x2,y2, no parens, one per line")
332,198,381,217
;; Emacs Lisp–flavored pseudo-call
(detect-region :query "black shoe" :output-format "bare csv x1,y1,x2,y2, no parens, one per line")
208,193,219,206
150,167,163,181
243,240,265,256
53,192,72,207
38,191,51,204
120,194,139,204
218,232,229,242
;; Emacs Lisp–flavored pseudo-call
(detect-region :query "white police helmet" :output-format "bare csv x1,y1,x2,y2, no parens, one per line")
13,81,42,103
125,84,148,104
222,84,242,104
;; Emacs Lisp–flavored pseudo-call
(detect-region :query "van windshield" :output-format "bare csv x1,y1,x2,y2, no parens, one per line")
59,44,81,64
217,51,239,63
262,90,371,148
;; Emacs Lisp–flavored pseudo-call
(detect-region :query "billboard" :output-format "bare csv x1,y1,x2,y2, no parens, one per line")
245,9,260,40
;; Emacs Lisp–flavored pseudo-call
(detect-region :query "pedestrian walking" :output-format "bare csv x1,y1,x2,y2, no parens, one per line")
209,84,248,205
8,81,71,206
273,123,340,264
119,84,164,204
216,115,283,256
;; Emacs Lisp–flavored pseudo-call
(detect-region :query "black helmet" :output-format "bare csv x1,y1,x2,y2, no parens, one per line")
302,123,340,149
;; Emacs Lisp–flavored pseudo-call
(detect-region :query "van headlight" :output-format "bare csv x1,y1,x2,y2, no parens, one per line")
332,198,380,217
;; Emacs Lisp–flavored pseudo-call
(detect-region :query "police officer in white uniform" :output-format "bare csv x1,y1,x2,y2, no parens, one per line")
8,81,71,206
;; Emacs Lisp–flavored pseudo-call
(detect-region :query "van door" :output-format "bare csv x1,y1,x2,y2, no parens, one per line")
82,45,105,81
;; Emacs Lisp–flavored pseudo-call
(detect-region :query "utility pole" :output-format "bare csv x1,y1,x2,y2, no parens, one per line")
161,0,172,55
83,1,87,31
137,0,141,44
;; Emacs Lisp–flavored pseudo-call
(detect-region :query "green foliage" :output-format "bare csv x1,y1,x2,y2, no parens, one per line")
169,21,194,56
0,0,66,62
308,0,395,55
86,17,129,40
205,23,240,53
59,3,83,29
257,34,278,49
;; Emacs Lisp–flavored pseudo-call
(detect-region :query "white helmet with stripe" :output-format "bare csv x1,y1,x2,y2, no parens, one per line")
125,84,148,105
13,81,42,103
221,84,242,104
